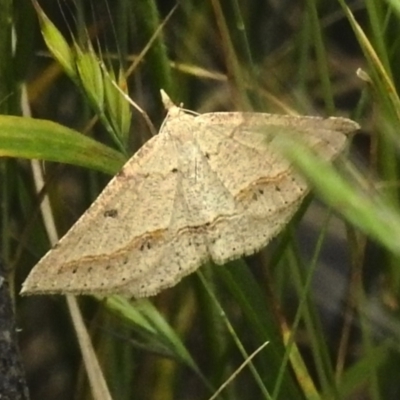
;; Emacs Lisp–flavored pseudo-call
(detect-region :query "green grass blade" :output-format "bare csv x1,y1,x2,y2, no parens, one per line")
0,116,125,174
277,135,400,257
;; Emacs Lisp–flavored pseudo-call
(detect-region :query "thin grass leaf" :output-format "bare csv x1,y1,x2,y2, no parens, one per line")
103,295,208,384
339,1,400,119
364,0,392,74
130,0,173,94
214,261,306,399
210,0,251,109
304,0,335,113
280,224,337,400
277,135,400,257
198,270,273,400
0,115,125,174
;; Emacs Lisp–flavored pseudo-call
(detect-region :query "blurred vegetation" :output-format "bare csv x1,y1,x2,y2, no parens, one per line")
2,0,400,399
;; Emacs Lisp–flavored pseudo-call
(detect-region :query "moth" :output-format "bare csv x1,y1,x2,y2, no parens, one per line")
21,93,359,297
